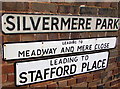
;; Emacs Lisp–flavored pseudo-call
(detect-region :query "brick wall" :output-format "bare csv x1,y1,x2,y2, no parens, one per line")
1,1,120,89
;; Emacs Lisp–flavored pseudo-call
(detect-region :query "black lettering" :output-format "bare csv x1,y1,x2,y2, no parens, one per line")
50,60,53,66
35,70,43,81
108,19,113,29
56,66,63,76
30,17,41,30
51,17,59,30
81,62,87,72
18,51,25,57
63,65,69,75
28,71,36,82
17,16,20,31
96,18,102,29
6,16,15,31
31,50,36,56
61,18,70,30
78,18,85,29
50,67,56,78
101,19,107,29
71,18,78,29
70,64,76,74
19,72,27,83
26,50,30,57
44,68,50,79
37,49,41,55
23,17,30,30
86,18,91,29
43,17,50,30
113,19,119,29
97,60,102,68
42,49,49,55
91,61,97,70
102,59,106,68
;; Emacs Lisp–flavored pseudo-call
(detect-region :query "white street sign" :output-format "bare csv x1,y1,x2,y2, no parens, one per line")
15,52,109,86
3,37,116,60
2,14,119,34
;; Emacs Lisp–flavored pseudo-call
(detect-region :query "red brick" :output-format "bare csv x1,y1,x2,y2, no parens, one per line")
101,2,111,8
3,35,20,42
60,33,70,39
7,74,14,82
110,79,120,86
109,58,116,63
60,86,71,89
105,63,117,72
105,81,111,88
111,2,118,8
71,33,80,39
117,62,120,67
67,78,76,86
2,74,7,83
58,80,67,87
86,2,96,6
112,68,119,75
47,82,58,89
80,32,90,38
2,64,14,74
35,33,48,41
86,73,93,82
2,2,29,11
88,79,101,87
111,85,119,89
106,32,118,37
58,5,79,14
48,33,58,40
76,76,87,83
71,82,87,89
93,72,101,80
30,81,52,87
21,34,35,41
30,3,58,13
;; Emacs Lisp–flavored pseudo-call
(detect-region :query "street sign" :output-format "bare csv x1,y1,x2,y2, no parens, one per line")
3,37,116,60
4,37,117,60
15,51,109,86
2,14,119,34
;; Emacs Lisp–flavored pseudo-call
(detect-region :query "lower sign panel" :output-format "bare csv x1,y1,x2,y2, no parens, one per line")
15,52,109,86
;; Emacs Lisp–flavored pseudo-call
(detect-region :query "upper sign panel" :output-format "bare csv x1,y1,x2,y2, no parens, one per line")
2,14,119,34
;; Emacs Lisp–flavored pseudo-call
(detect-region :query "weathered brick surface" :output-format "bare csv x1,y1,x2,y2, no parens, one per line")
2,2,29,11
48,33,59,40
3,35,20,42
98,8,117,17
58,80,67,88
2,64,14,74
35,33,48,41
30,3,58,13
47,82,58,89
67,78,76,86
7,74,14,82
60,33,70,39
58,5,79,14
80,6,97,16
20,34,35,41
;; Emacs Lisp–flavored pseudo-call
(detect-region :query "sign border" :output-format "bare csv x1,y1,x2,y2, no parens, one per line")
14,51,110,87
2,36,117,61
